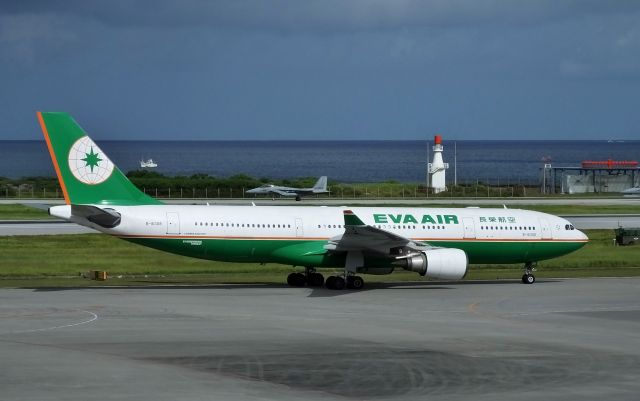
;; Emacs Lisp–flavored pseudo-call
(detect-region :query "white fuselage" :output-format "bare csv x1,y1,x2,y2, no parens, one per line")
51,204,586,244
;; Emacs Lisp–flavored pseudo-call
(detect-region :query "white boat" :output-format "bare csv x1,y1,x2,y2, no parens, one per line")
140,158,158,168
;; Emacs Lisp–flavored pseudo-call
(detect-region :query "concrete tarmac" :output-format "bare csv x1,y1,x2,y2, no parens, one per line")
1,278,639,400
0,220,96,235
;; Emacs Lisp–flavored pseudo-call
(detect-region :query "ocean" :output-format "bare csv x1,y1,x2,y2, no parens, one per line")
1,140,639,184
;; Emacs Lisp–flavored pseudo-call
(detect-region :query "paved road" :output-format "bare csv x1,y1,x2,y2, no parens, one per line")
564,215,640,229
1,278,638,401
0,221,96,235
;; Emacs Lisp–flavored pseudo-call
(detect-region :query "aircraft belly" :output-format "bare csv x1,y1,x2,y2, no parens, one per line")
122,236,586,267
433,240,585,264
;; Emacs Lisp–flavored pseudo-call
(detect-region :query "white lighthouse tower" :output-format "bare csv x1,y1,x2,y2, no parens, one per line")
427,134,449,194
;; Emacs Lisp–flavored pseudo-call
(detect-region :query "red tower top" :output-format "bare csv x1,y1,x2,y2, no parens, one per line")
434,135,442,145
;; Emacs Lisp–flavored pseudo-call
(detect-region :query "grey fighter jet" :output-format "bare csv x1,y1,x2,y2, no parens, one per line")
246,176,328,201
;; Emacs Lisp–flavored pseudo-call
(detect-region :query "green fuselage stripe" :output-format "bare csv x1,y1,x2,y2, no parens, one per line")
122,236,587,267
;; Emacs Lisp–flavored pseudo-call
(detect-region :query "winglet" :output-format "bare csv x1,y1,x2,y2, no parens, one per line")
343,210,365,226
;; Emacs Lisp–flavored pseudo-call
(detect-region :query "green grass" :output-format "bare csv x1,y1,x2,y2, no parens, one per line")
0,204,51,220
0,230,639,288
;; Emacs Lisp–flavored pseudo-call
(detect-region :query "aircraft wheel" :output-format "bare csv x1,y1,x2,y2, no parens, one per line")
346,276,364,290
295,195,301,201
522,274,535,284
325,276,336,289
287,272,306,287
332,276,346,290
307,272,324,287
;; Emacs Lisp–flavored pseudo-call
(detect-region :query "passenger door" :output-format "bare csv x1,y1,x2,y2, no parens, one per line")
166,212,180,235
295,218,304,238
539,218,552,240
463,217,476,239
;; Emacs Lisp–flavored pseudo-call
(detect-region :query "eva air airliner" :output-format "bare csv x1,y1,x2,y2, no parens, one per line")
38,112,588,289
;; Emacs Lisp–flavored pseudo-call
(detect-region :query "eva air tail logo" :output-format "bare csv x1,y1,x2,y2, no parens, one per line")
67,136,114,184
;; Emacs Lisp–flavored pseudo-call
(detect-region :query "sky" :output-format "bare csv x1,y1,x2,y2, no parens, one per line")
1,0,639,140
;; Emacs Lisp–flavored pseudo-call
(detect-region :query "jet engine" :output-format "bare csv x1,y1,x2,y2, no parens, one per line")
400,248,468,280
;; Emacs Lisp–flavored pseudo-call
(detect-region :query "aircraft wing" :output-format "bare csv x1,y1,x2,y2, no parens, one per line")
324,210,432,256
269,189,297,196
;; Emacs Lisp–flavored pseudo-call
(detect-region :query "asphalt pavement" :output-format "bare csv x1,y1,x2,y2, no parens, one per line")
1,278,639,400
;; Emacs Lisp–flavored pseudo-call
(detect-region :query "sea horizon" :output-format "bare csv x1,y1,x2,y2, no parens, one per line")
1,139,639,183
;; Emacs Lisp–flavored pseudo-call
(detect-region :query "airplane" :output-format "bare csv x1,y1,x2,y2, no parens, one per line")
38,112,588,289
622,186,640,195
246,176,328,201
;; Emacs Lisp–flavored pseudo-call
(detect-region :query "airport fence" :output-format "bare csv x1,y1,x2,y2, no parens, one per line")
1,182,547,200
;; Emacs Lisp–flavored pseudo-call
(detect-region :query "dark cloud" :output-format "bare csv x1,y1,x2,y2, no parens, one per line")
3,0,640,32
0,1,639,140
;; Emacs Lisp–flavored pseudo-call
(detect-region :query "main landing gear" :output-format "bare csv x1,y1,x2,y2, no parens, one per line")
521,262,536,284
286,268,365,290
325,275,364,290
286,267,325,287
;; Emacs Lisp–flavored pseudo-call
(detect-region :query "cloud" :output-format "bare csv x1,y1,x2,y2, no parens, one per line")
2,0,640,33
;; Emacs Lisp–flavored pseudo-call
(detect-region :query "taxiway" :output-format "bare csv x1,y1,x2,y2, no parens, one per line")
1,278,639,400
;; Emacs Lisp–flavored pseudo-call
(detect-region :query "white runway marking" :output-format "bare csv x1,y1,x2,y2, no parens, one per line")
0,309,98,335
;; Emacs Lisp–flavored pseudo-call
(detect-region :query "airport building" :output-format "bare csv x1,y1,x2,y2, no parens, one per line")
541,160,640,194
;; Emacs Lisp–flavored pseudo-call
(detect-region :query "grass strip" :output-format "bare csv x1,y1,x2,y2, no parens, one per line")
0,230,639,288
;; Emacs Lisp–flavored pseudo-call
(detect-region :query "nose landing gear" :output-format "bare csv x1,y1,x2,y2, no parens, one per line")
521,262,537,284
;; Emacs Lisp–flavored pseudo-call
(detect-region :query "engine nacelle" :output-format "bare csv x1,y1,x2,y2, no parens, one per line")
401,249,468,280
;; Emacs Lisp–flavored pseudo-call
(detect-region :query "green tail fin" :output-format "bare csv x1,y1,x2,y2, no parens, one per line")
37,112,162,206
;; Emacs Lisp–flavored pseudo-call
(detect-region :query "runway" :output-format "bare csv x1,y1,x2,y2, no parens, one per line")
1,278,639,400
0,220,96,235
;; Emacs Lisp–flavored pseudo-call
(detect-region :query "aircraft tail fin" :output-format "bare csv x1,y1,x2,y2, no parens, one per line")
37,112,162,206
312,176,328,192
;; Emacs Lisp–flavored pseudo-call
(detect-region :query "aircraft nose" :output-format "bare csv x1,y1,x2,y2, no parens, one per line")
577,229,589,242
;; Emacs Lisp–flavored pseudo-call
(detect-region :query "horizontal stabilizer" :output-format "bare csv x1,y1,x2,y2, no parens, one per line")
71,204,121,228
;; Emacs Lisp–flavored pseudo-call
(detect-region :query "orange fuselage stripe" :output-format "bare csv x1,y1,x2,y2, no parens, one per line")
37,112,70,204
